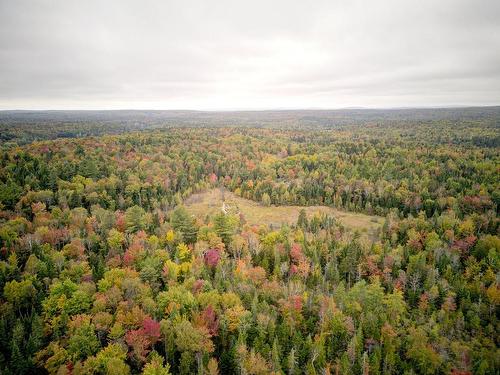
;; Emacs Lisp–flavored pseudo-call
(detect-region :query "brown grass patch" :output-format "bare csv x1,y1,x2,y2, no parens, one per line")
184,189,383,241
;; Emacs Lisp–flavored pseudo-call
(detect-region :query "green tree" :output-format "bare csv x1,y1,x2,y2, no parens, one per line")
261,193,271,206
67,321,100,361
125,205,147,233
170,206,198,244
3,279,36,310
143,351,172,375
107,228,125,251
213,212,236,246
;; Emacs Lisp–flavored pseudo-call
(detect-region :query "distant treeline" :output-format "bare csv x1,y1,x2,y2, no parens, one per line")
1,107,499,146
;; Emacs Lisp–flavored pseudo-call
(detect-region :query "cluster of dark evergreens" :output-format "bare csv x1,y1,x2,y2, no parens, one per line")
0,111,498,374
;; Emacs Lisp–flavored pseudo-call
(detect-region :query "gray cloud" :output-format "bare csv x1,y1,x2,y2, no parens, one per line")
0,0,499,109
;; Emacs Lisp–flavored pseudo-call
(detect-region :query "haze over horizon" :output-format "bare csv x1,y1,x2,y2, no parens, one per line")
1,0,499,111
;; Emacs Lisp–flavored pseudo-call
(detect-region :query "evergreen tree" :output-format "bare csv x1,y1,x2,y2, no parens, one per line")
170,206,198,244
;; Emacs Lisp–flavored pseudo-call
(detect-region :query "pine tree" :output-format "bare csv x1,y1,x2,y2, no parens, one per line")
287,348,297,375
10,320,29,374
262,193,271,207
297,209,308,230
213,212,236,246
271,337,282,373
171,206,198,244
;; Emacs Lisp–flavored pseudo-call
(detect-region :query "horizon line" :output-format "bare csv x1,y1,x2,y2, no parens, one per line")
1,104,500,112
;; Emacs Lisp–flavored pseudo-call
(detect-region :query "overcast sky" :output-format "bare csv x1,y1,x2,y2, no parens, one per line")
0,0,499,110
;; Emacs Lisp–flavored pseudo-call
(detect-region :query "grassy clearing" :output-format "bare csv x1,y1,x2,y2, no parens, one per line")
184,188,384,241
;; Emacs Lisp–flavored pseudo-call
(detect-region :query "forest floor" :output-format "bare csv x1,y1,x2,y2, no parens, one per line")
184,188,384,241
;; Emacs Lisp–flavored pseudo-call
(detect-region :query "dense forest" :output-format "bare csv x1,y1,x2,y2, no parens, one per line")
0,109,498,374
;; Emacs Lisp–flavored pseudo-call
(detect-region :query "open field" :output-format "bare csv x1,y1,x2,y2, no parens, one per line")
184,188,384,241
